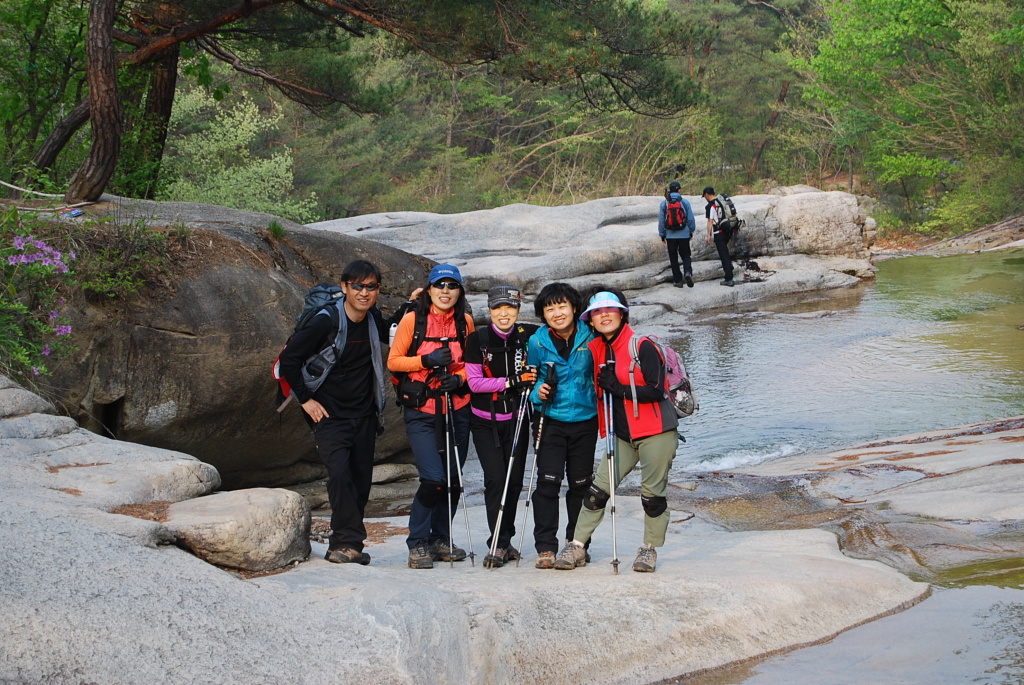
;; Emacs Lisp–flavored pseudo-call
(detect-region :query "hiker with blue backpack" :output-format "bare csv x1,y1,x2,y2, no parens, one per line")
277,260,416,566
659,181,696,288
553,287,680,574
388,264,477,569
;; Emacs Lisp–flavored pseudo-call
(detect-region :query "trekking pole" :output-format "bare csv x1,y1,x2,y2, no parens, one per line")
442,390,455,569
602,366,620,575
515,361,556,567
446,392,476,567
488,391,530,566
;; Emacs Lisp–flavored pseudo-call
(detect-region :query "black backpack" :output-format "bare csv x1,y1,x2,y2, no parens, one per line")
715,194,743,233
272,284,345,412
665,198,688,230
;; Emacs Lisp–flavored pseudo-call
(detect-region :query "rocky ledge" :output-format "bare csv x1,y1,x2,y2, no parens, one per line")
0,374,951,684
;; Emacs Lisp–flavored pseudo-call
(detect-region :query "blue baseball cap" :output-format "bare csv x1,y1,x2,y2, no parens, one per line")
428,263,463,285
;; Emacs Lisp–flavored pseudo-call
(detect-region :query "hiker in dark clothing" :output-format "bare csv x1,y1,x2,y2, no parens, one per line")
703,185,735,286
465,284,539,568
659,181,696,288
278,260,413,565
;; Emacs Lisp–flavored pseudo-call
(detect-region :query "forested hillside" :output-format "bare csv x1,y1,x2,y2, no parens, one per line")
2,0,1021,235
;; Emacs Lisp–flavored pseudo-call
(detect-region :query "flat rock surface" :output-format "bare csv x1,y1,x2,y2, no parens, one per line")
0,382,927,684
729,416,1024,522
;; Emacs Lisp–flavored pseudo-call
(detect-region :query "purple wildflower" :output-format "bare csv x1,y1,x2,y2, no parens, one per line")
32,367,40,375
55,325,72,336
33,240,45,250
41,345,51,356
7,256,16,265
13,236,26,250
49,310,59,320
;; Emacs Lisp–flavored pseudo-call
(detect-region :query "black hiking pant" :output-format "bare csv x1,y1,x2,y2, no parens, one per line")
714,229,734,281
312,414,377,552
666,237,693,283
471,413,530,550
531,416,598,554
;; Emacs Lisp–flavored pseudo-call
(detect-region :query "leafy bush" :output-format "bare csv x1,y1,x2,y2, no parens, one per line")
0,208,76,383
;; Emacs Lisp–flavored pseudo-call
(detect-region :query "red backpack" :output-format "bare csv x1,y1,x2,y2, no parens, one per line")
665,199,687,229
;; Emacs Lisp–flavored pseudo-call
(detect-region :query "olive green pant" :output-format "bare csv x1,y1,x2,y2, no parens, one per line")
573,429,677,548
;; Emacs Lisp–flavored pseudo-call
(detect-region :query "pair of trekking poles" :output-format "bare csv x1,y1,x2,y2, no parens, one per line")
494,362,620,574
441,358,621,574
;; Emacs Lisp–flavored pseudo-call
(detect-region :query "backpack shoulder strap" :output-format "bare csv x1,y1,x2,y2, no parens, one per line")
407,308,429,357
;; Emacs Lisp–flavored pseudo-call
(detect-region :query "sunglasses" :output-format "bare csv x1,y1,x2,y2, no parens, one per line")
431,281,461,291
346,281,379,292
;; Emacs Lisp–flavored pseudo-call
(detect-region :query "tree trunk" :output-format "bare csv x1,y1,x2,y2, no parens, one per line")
749,81,790,175
135,44,180,199
65,0,121,203
16,99,91,191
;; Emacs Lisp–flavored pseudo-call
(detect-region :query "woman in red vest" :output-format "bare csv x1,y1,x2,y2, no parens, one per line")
553,287,679,573
388,264,476,569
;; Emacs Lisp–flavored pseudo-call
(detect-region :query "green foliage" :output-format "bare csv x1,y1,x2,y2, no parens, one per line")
793,0,1024,232
0,0,88,179
267,220,285,239
157,89,320,223
70,219,169,300
0,208,76,383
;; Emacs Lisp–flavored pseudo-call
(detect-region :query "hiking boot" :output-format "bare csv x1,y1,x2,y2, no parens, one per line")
324,547,370,565
632,544,657,572
534,551,556,569
430,539,467,562
483,548,507,569
720,279,735,287
673,281,684,289
685,273,694,287
408,541,434,569
505,545,521,562
553,541,587,570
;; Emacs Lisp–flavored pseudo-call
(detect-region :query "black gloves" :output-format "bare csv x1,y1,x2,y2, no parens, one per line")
510,369,538,390
598,364,624,397
422,347,453,369
436,373,462,393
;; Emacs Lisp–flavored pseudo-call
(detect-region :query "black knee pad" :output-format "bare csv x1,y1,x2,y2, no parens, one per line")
448,484,463,505
583,483,610,511
535,473,562,498
642,495,667,518
568,475,592,497
415,479,447,508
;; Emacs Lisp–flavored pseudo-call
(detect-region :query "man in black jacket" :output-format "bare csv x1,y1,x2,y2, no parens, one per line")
278,260,402,565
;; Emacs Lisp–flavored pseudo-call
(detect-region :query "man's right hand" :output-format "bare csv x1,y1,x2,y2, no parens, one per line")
422,347,453,369
302,398,329,423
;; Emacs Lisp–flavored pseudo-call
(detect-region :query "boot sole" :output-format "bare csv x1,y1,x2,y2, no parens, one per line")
408,559,434,569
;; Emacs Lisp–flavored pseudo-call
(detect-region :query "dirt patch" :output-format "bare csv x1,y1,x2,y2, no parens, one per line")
49,487,82,496
998,435,1024,443
109,500,172,522
310,518,409,546
885,450,958,461
45,462,110,473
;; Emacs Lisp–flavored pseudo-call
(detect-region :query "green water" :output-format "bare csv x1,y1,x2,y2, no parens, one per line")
670,250,1024,473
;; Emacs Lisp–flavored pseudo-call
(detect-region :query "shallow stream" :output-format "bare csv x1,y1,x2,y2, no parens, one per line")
667,250,1024,475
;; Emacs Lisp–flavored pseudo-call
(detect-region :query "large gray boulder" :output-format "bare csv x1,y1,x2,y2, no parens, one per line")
164,488,311,571
1,380,929,684
47,197,429,489
310,186,872,296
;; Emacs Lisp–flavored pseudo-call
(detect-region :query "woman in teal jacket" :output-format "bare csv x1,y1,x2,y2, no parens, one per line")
525,282,598,568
